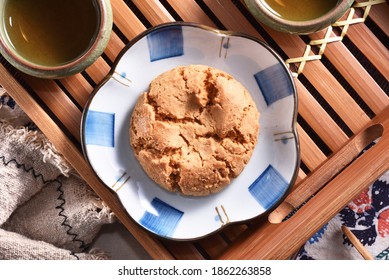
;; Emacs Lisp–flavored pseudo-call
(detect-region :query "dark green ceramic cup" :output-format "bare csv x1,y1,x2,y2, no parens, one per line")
0,0,112,79
245,0,354,34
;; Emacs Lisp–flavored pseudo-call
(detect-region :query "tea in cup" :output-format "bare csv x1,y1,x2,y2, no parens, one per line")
244,0,354,34
0,0,112,78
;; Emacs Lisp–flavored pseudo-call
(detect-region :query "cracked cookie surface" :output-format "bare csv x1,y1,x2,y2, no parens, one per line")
130,65,260,196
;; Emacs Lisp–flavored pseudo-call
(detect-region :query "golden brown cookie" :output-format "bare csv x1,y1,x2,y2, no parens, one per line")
130,65,259,196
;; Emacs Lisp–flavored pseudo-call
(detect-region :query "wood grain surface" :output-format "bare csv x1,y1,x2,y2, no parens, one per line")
1,0,388,259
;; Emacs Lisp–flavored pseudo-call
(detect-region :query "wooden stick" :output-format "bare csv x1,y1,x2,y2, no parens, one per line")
342,226,374,260
269,123,384,223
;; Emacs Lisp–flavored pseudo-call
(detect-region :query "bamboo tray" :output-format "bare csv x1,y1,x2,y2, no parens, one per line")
1,0,388,259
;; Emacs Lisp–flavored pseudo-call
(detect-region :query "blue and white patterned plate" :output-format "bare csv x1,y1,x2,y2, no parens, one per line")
81,23,300,240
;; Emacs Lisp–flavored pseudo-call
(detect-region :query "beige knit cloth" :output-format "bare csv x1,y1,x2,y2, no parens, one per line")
0,90,115,260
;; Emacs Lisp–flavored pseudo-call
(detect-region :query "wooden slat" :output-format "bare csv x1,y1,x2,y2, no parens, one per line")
85,57,111,85
309,30,389,115
111,0,147,40
296,79,349,152
21,76,82,141
202,0,261,38
369,4,389,37
163,241,206,260
132,0,175,25
346,20,389,81
296,169,306,184
297,124,327,171
60,74,93,108
104,31,126,62
222,224,249,243
197,234,229,259
304,61,371,133
167,0,216,27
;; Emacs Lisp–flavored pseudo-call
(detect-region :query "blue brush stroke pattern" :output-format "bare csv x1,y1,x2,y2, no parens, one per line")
254,63,293,106
147,26,184,62
85,111,115,147
248,165,289,210
140,197,184,237
309,223,328,244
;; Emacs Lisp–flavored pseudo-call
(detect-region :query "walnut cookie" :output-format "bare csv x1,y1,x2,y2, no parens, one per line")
130,64,260,196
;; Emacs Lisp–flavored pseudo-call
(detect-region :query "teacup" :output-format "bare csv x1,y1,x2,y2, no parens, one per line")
244,0,354,34
0,0,112,79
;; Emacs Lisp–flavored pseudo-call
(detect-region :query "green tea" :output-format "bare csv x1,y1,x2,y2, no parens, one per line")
4,0,100,66
262,0,340,21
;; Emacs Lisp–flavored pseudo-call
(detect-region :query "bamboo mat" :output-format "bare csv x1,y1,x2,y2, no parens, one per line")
0,0,388,259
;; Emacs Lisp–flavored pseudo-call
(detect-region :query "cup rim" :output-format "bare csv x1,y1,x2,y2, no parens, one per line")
0,0,111,74
246,0,354,33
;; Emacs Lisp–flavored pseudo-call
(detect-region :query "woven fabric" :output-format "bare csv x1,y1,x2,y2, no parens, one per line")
0,92,115,260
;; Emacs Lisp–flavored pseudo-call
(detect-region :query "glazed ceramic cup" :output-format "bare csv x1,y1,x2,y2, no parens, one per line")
0,0,112,79
244,0,354,34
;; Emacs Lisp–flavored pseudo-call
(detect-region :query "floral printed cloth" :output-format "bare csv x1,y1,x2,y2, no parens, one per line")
296,142,389,260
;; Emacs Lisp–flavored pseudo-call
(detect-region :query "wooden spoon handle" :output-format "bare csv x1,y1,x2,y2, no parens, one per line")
342,226,374,260
269,122,384,224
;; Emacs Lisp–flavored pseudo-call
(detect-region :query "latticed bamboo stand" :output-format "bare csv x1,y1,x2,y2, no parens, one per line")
0,0,388,259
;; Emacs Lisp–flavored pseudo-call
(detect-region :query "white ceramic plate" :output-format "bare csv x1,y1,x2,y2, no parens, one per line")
81,23,300,240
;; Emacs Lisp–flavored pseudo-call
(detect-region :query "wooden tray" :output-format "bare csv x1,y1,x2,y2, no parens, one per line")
1,0,388,259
